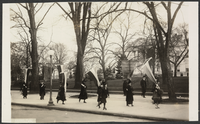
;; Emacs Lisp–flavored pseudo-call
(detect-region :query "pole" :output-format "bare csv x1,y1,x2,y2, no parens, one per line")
48,54,54,106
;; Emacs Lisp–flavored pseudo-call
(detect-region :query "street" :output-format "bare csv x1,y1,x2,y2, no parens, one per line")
12,105,156,123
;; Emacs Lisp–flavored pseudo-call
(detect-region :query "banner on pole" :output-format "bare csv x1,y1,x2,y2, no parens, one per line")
87,67,100,87
138,57,156,83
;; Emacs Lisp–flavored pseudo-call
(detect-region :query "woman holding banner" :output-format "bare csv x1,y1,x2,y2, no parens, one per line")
78,79,88,103
97,79,102,107
56,84,66,104
39,80,46,100
97,79,109,110
152,84,163,109
22,82,28,99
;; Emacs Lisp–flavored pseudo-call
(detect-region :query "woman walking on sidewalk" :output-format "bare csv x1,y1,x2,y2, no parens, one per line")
78,79,88,103
97,79,102,106
152,84,163,109
126,79,134,107
97,79,109,110
140,75,147,98
21,81,28,99
39,80,46,100
56,83,66,104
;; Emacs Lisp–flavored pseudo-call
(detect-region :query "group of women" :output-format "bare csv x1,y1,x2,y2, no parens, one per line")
123,77,163,109
78,78,109,110
20,77,162,109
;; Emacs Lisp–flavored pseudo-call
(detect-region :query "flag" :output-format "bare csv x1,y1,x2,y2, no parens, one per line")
57,65,64,83
64,72,68,92
87,68,100,87
138,57,156,83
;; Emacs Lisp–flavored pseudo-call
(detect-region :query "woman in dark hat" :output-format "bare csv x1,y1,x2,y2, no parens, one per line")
56,83,66,104
97,79,109,110
39,80,46,100
126,79,134,106
78,79,88,103
21,81,28,99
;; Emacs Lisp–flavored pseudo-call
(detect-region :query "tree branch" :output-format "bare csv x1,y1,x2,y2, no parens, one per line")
10,8,30,29
56,2,73,20
36,3,55,29
35,3,44,15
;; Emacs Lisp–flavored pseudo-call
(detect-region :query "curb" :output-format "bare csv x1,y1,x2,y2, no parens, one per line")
12,102,188,122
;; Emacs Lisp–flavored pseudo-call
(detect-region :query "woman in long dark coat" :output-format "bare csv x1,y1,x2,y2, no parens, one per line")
22,82,28,99
97,79,109,110
126,79,134,106
39,80,46,100
97,79,102,106
78,79,88,103
56,84,66,104
140,76,147,98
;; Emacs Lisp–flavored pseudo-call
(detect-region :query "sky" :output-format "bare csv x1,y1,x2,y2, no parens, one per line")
9,2,189,58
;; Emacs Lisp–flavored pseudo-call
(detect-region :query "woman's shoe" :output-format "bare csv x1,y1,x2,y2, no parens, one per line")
96,105,100,108
103,107,107,110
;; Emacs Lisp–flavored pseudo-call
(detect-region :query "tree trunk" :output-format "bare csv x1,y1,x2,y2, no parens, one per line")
160,56,176,101
174,65,177,77
102,62,106,79
28,3,39,93
74,49,84,89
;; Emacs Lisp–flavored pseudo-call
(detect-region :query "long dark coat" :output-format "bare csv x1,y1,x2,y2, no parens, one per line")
56,86,66,101
39,83,46,99
126,85,134,104
152,88,163,103
140,79,147,93
78,82,88,99
100,84,109,103
22,82,27,97
97,86,102,102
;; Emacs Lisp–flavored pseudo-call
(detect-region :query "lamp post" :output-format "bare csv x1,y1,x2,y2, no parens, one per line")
48,50,54,106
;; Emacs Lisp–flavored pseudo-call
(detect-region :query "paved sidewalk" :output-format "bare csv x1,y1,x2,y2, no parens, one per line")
11,90,189,122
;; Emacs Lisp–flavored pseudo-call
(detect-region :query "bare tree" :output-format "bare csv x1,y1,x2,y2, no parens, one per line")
169,23,188,77
50,43,68,64
10,3,55,92
11,42,27,81
122,1,184,100
56,2,127,88
89,17,113,78
112,11,136,60
144,2,183,100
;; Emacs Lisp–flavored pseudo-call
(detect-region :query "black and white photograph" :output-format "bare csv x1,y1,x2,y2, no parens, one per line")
1,1,199,123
